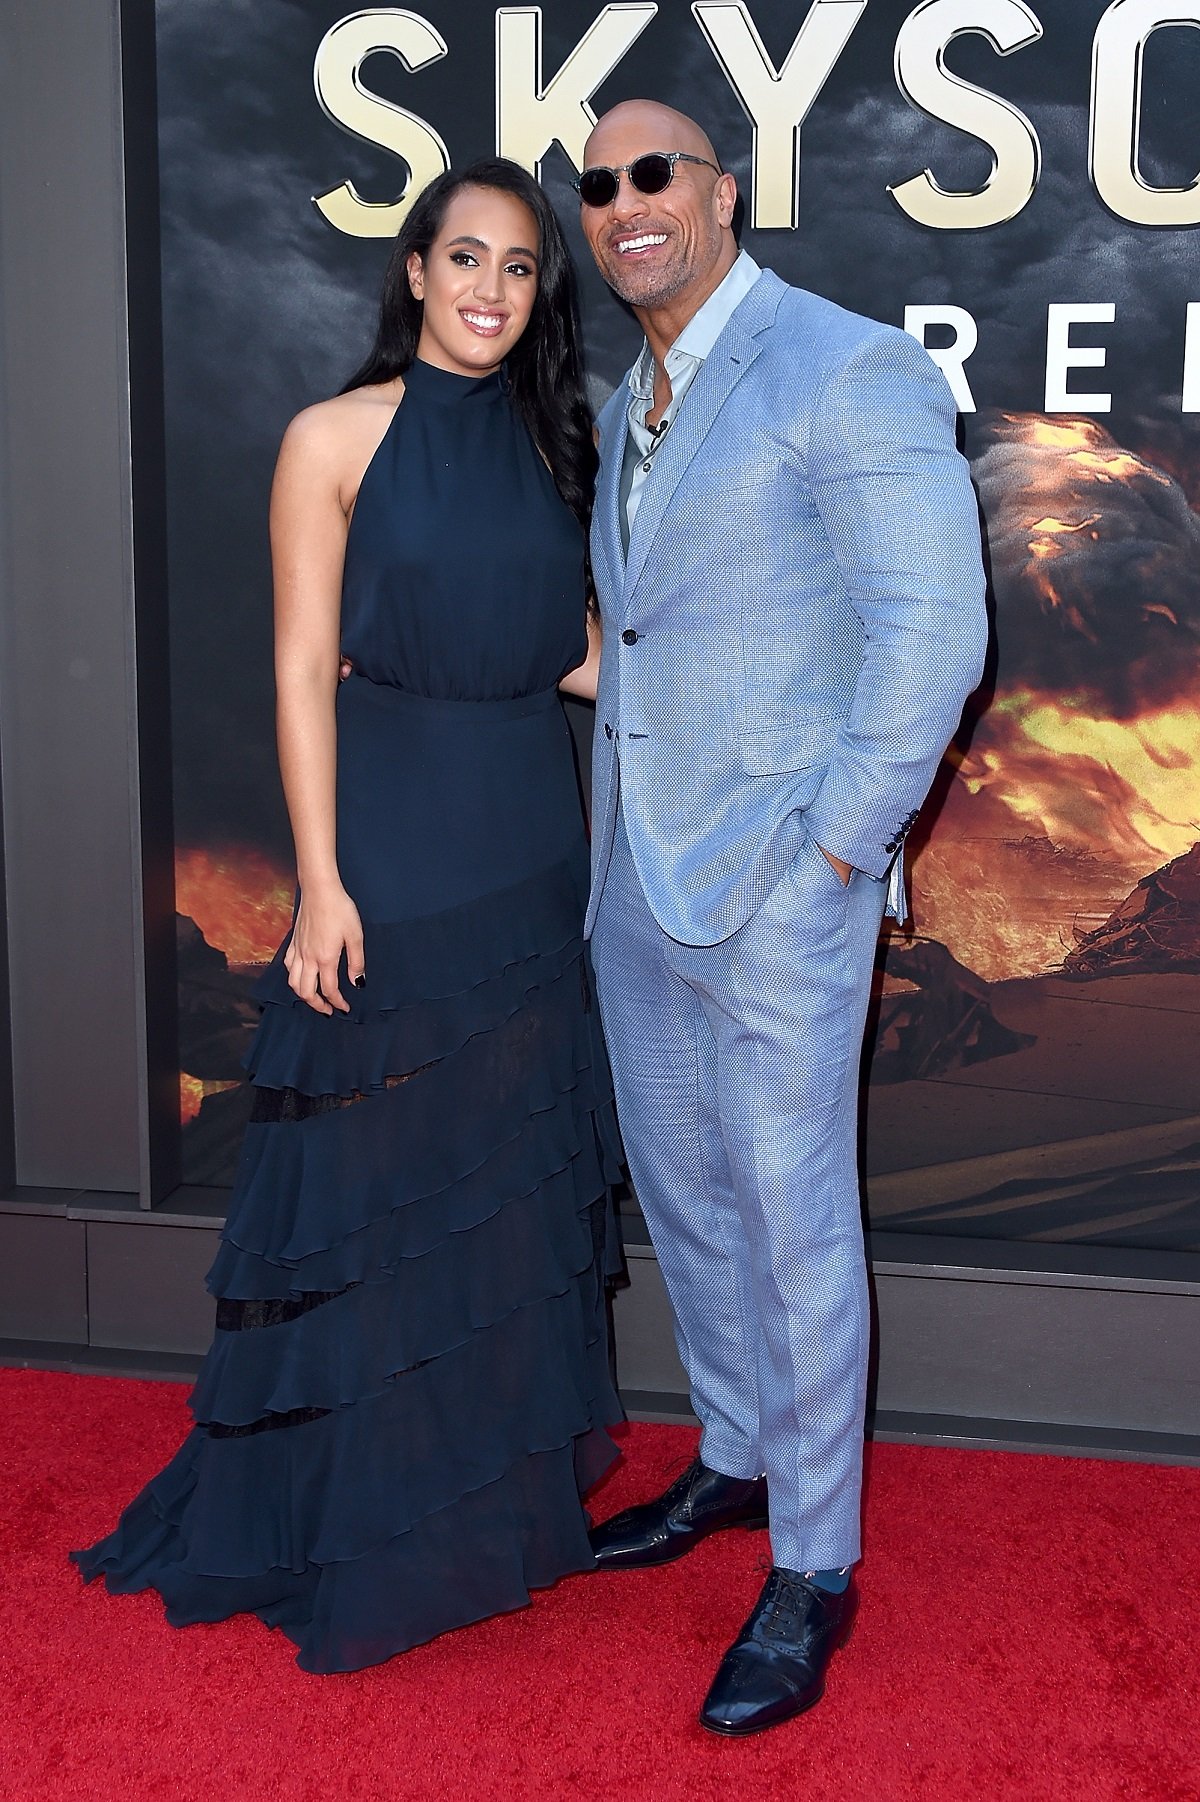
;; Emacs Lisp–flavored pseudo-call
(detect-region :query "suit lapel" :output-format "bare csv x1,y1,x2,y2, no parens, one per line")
622,272,785,604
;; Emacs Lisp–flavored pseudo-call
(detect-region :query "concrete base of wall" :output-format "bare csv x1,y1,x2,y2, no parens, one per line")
3,1192,1198,1463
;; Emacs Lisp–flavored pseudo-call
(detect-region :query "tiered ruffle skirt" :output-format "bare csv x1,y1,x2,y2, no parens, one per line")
73,859,624,1672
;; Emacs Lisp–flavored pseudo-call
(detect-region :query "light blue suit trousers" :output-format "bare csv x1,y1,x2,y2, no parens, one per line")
592,800,886,1569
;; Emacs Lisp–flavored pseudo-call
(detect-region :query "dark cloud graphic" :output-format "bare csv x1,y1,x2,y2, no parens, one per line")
158,0,380,853
972,411,1200,716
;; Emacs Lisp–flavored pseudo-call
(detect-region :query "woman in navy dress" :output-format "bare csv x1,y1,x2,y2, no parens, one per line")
74,160,622,1672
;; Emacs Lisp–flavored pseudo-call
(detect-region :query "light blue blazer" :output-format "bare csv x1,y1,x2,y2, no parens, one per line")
585,268,988,946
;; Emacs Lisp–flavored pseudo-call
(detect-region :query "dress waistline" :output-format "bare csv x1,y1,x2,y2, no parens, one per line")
345,675,561,720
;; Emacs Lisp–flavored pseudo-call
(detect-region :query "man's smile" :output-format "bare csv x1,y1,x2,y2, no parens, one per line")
611,231,669,257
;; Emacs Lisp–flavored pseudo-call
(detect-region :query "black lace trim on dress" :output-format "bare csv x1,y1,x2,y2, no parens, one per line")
206,1406,332,1440
249,1066,437,1125
215,1285,359,1332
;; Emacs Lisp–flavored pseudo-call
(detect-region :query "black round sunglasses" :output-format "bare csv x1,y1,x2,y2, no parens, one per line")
571,151,720,210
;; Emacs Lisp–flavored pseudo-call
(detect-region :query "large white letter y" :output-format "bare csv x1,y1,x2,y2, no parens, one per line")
693,0,867,228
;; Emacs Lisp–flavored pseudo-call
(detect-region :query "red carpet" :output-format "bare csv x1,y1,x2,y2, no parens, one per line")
1,1368,1197,1802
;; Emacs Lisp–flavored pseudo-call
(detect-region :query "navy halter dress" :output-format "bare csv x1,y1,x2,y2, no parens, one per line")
73,356,623,1673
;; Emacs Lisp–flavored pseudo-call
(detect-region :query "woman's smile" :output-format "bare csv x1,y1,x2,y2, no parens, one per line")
408,186,540,376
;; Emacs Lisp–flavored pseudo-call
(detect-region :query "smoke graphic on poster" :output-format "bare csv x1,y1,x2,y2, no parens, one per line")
157,0,1200,1252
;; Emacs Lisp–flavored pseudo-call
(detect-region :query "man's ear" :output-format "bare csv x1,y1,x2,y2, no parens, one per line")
716,172,737,230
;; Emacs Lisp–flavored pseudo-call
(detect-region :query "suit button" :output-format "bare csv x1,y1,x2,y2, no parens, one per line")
604,723,613,738
621,629,639,645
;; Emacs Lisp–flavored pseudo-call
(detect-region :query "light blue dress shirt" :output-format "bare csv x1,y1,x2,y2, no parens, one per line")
624,249,762,539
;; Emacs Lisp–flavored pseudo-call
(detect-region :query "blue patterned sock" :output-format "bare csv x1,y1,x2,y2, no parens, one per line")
805,1567,851,1594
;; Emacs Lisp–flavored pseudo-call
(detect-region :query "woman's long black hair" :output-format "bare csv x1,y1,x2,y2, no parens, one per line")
342,159,597,545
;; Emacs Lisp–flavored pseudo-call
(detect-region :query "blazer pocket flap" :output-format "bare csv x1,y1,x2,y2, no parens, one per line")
739,726,829,776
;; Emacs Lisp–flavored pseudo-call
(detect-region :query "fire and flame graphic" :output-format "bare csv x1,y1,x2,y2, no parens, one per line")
904,412,1200,983
175,845,294,965
180,1072,237,1127
1010,420,1172,638
176,846,294,1124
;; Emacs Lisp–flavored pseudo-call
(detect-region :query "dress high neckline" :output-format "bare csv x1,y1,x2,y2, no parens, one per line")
403,356,505,404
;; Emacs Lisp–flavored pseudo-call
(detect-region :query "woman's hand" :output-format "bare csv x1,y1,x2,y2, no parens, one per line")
283,880,365,1015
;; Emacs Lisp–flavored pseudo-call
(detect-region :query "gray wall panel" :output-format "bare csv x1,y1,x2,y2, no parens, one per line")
86,1221,218,1354
0,1,147,1191
0,1215,87,1342
873,1274,1200,1436
613,1239,1199,1441
611,1249,690,1399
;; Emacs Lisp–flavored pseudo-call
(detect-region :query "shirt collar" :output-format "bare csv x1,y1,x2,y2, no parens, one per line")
628,249,762,398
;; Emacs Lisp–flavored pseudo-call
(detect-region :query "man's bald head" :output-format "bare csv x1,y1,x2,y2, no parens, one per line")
578,99,737,323
584,101,721,172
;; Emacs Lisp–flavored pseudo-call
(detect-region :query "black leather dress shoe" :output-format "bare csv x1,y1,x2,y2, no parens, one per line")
589,1458,768,1570
699,1567,854,1736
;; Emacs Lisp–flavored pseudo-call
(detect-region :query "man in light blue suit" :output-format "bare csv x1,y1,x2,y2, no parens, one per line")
577,101,988,1736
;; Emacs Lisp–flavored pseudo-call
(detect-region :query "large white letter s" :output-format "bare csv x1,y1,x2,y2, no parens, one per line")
312,10,450,238
890,0,1043,230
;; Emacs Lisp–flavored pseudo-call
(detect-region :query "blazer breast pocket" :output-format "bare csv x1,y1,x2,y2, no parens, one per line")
680,456,787,502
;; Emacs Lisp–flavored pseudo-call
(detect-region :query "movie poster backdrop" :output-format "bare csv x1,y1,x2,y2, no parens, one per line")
163,0,1200,1253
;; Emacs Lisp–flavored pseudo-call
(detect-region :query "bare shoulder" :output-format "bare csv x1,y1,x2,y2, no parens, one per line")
275,381,406,512
279,383,403,461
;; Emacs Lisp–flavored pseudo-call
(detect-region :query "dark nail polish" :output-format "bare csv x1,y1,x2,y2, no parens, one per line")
354,974,366,988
